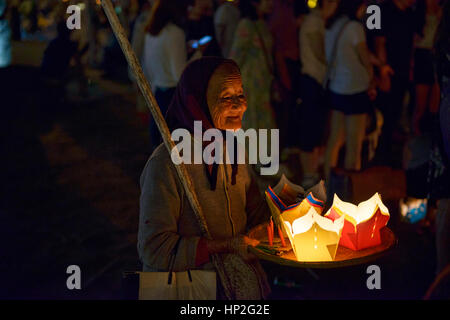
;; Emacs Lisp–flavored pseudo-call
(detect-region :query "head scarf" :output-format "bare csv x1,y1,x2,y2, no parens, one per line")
165,57,241,190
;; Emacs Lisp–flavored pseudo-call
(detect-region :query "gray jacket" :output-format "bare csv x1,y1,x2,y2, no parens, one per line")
138,143,270,272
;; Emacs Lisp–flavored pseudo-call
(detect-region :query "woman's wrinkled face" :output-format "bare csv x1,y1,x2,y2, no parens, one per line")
207,65,247,130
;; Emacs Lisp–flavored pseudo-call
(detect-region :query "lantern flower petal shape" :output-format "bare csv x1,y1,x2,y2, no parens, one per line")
266,186,326,229
283,207,345,262
265,184,343,261
325,193,390,251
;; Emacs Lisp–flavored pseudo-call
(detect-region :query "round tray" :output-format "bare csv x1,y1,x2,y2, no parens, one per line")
248,224,397,269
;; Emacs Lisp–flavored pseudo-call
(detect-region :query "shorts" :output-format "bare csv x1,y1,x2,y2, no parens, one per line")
329,90,371,115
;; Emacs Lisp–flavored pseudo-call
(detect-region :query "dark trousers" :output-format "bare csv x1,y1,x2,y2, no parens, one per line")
149,87,176,153
376,75,410,166
281,58,302,149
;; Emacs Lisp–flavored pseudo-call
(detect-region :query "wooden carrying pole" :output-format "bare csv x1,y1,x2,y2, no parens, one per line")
100,0,233,299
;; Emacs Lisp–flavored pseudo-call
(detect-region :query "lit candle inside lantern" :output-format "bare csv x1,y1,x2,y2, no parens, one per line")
283,207,344,262
325,193,390,251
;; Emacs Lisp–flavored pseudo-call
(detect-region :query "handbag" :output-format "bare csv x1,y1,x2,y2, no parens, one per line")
124,238,217,300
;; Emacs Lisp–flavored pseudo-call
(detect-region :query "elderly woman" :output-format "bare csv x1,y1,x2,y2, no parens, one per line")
138,57,271,300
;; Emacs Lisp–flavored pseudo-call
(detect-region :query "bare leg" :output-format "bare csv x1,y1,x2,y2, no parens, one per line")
429,82,441,114
299,148,320,187
344,113,367,171
300,148,320,174
324,110,346,180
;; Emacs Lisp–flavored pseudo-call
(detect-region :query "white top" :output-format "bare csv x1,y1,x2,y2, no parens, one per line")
325,18,369,95
299,9,326,84
214,3,241,58
415,14,440,50
142,23,190,90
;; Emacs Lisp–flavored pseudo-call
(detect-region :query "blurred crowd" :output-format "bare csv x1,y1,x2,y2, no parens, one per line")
0,0,449,280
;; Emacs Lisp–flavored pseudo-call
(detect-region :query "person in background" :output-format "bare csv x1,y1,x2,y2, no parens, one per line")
323,0,376,181
412,0,442,135
373,0,418,166
143,0,203,154
130,0,153,125
432,0,450,276
185,0,222,57
40,19,80,76
229,0,276,134
214,0,241,58
0,0,11,110
298,0,337,188
268,0,307,154
9,0,20,41
0,0,11,70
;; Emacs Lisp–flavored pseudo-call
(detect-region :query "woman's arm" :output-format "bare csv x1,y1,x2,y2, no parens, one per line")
357,40,377,100
374,36,394,92
196,166,268,265
357,41,374,84
168,26,203,83
306,31,326,66
138,151,201,271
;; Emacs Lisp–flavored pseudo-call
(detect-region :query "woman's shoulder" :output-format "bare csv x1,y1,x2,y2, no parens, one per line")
304,10,323,27
163,23,186,39
141,144,176,184
347,20,364,31
237,18,253,30
149,143,171,160
326,18,364,41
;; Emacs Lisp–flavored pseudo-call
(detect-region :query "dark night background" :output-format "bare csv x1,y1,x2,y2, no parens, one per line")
0,0,448,300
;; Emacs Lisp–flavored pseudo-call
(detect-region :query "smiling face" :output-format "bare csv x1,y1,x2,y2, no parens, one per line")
206,63,247,130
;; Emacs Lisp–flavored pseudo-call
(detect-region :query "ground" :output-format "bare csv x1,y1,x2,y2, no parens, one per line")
0,65,438,300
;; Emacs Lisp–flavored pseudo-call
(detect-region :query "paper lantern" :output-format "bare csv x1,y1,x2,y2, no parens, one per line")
268,174,305,207
283,207,344,262
400,197,427,224
266,186,326,242
325,193,390,251
265,189,343,262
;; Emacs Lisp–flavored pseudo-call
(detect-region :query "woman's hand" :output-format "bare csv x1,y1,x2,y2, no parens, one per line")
206,236,260,262
379,65,394,92
368,79,378,101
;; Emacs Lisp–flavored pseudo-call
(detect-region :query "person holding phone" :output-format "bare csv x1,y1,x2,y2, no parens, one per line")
229,0,276,135
323,0,375,180
214,0,241,58
142,0,203,154
185,0,222,57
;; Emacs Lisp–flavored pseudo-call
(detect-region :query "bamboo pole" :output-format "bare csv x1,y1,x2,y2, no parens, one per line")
100,0,233,299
